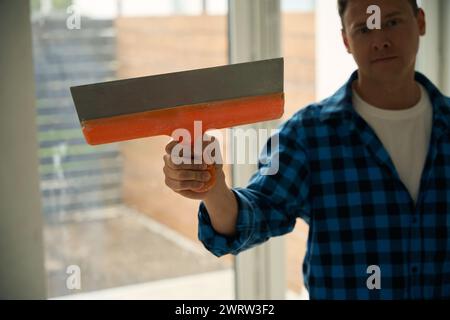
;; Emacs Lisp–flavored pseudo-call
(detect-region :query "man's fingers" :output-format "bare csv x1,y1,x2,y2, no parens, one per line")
163,165,211,182
163,154,207,171
164,135,222,167
165,139,179,154
166,135,218,153
164,176,205,192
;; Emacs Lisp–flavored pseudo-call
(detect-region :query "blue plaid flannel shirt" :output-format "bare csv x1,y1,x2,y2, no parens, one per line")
198,71,450,299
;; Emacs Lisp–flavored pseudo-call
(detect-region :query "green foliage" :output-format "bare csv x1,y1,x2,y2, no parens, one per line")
52,0,73,11
30,0,73,13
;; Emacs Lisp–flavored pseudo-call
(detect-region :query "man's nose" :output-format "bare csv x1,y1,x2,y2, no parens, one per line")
372,32,391,51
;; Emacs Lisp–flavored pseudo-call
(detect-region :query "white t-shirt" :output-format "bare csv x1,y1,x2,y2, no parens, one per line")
352,83,433,204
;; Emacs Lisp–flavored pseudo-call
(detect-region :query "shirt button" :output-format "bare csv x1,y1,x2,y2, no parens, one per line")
412,216,418,224
412,266,418,273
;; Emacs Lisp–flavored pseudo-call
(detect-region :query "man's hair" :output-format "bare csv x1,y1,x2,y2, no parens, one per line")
338,0,419,26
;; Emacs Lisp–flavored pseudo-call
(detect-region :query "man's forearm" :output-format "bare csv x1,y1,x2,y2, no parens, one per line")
203,178,238,237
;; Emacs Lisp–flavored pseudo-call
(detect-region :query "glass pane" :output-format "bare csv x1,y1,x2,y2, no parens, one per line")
281,0,315,300
31,0,232,299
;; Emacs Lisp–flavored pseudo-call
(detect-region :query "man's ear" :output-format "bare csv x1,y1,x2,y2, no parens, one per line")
417,8,426,36
341,28,351,54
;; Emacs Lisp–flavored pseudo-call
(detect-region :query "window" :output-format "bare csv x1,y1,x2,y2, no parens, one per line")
31,0,232,299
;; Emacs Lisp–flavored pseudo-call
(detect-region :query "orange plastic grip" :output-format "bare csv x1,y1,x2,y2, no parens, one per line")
80,93,284,145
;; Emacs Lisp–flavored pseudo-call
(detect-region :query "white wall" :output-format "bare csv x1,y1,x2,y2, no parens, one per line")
0,0,47,299
416,0,440,84
441,0,450,95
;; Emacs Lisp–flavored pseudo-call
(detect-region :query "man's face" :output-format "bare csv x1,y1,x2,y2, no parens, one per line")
342,0,426,82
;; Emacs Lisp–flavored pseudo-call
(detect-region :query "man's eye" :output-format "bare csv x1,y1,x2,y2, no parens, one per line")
386,19,398,27
359,27,370,34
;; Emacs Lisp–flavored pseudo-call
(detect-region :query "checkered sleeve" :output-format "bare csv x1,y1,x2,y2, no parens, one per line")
198,118,311,257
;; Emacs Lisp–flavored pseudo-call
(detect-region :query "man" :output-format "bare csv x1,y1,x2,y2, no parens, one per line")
163,0,450,299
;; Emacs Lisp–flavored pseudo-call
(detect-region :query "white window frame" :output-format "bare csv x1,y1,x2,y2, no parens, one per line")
0,0,47,299
228,0,286,300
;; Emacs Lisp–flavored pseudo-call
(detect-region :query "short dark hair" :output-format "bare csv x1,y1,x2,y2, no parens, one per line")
338,0,419,26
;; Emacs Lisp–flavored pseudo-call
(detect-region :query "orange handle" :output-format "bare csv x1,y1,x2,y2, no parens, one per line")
81,93,284,145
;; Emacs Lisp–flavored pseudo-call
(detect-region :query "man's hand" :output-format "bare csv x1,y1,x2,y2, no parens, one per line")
163,134,238,236
163,135,225,200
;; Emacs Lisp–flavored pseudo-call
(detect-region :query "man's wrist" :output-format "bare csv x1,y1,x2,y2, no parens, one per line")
203,176,229,204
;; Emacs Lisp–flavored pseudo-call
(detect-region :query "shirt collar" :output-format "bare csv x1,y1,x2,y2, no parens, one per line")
319,70,450,137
